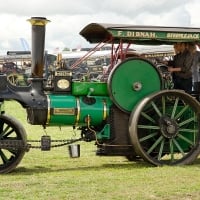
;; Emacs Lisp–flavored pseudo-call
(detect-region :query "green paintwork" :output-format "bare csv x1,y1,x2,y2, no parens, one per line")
109,29,200,42
72,81,108,96
47,94,77,125
109,59,162,112
47,94,112,126
80,23,200,44
96,124,110,140
139,104,198,153
78,96,111,126
173,106,198,152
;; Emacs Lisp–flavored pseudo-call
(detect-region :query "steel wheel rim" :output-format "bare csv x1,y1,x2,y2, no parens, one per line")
129,90,200,166
0,115,27,173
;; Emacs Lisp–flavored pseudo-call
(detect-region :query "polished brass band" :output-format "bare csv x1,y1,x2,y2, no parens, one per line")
102,100,107,120
47,96,51,125
76,98,80,126
27,17,50,26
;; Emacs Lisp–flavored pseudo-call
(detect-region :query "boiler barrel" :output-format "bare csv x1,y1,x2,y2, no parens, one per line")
46,94,111,126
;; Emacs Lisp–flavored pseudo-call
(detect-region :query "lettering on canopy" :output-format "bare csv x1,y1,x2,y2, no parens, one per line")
166,33,199,39
109,30,200,40
144,52,175,58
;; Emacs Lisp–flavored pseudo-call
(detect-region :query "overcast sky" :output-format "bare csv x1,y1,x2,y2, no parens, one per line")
0,0,200,54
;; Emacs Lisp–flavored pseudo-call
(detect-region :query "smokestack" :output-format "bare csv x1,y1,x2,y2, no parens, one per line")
27,17,50,78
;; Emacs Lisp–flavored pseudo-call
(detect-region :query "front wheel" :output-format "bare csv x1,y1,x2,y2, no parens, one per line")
0,114,27,173
129,90,200,166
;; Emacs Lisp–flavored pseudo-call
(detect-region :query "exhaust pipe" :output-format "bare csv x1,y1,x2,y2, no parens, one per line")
25,17,50,125
27,17,50,78
0,17,50,125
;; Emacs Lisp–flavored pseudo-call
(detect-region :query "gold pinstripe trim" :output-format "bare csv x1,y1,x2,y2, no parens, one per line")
76,98,80,126
102,100,107,120
46,95,51,125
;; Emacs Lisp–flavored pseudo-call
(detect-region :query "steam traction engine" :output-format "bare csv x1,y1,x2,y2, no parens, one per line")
0,17,200,173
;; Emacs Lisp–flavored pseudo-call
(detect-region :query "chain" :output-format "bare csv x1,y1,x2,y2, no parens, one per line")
0,140,28,150
28,138,83,149
0,138,83,151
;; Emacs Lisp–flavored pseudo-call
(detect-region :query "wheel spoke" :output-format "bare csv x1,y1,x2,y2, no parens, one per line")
138,125,160,130
171,97,179,119
139,132,158,142
0,115,26,173
141,112,156,123
129,90,200,166
147,135,164,154
0,125,12,138
151,101,162,117
177,133,195,146
3,129,15,138
169,139,174,161
7,148,18,156
174,105,189,120
178,116,195,127
0,121,4,137
179,128,197,133
0,123,7,137
162,96,166,115
172,138,185,156
158,138,165,160
0,149,8,164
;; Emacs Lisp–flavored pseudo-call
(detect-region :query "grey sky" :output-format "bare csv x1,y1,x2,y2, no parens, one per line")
0,0,199,54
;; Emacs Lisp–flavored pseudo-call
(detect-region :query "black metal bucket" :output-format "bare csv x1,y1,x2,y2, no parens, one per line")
68,144,80,158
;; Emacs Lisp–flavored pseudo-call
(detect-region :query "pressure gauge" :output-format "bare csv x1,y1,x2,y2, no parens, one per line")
54,70,72,93
57,79,70,89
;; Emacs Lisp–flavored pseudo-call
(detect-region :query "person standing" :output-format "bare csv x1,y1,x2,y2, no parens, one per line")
168,42,194,93
188,43,200,92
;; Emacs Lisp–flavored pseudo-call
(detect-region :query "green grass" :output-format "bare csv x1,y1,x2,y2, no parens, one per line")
1,101,200,200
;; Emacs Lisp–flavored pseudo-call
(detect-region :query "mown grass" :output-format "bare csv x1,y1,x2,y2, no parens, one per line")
1,101,200,200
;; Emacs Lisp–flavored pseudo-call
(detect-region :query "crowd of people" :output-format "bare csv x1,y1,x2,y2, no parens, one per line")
167,42,200,93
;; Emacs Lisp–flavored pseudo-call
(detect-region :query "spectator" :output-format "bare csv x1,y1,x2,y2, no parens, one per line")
168,42,194,93
187,43,200,91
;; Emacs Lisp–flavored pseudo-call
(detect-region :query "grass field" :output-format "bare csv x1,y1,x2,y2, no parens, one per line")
1,101,200,200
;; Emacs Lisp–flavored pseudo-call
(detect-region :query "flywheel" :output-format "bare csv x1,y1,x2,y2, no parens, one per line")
108,58,162,113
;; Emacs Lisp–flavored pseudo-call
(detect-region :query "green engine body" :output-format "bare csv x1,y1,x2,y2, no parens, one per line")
24,58,197,157
47,94,112,126
1,18,200,173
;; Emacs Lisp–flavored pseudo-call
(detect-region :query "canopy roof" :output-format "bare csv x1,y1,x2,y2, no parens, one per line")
80,23,200,45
